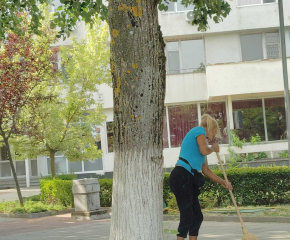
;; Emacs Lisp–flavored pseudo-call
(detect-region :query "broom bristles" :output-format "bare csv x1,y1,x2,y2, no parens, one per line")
241,228,259,240
241,232,259,240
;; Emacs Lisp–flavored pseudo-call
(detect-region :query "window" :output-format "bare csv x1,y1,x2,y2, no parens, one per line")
232,99,265,141
200,102,228,144
168,104,198,147
237,0,276,7
265,32,280,59
163,111,169,148
167,39,205,74
265,98,287,141
240,34,263,61
31,160,38,177
16,161,26,176
47,156,67,174
0,146,8,161
163,0,193,12
167,42,180,74
107,122,114,153
84,159,103,171
68,161,82,172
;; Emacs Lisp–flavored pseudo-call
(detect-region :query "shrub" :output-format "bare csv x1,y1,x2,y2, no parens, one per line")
40,173,77,181
40,179,74,207
99,179,113,207
200,166,290,207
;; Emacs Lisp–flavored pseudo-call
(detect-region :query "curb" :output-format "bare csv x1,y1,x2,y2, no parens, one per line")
163,215,290,223
0,208,74,219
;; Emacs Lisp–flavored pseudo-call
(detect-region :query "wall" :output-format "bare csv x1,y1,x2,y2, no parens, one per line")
159,1,290,37
206,58,290,98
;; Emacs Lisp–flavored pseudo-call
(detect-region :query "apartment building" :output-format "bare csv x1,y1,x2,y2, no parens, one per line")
1,0,290,187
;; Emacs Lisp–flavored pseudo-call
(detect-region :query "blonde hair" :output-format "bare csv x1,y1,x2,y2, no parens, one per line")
200,114,221,138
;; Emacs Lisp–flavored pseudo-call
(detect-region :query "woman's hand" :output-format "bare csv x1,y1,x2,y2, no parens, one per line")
222,180,233,191
210,143,219,153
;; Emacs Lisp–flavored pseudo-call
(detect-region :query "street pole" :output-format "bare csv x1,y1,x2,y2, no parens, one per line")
278,0,290,166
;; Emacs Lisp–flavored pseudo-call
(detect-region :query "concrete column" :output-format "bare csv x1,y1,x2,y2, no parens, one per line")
25,158,30,188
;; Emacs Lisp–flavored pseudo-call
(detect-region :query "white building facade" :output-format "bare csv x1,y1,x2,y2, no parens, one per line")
1,0,290,187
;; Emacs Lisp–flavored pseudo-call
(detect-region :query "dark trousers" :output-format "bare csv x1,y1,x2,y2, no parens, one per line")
169,166,203,238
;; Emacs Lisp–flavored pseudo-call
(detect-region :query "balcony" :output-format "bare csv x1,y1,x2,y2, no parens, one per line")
206,58,290,99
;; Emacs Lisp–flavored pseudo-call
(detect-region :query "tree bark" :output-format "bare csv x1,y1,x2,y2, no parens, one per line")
108,1,166,239
3,138,24,206
49,149,56,178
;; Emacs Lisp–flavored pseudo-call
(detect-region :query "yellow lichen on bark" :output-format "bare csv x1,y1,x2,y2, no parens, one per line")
111,61,114,73
131,115,135,119
127,70,131,73
118,4,142,17
112,29,119,38
136,0,141,3
128,6,142,17
110,7,113,11
111,38,115,44
132,63,138,69
127,24,131,28
115,77,121,96
118,3,128,12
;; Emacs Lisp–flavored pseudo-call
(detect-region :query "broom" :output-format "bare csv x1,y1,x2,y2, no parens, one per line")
216,152,259,240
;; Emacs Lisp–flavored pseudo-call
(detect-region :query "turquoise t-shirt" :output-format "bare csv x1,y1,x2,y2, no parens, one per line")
176,126,206,175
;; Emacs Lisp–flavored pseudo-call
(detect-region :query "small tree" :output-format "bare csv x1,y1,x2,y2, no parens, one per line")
0,12,56,206
14,19,110,177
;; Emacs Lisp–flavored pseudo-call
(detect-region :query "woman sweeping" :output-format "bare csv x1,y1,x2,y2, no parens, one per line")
169,114,233,240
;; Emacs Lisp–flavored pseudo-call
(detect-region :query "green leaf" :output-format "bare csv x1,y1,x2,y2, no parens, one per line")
57,6,63,11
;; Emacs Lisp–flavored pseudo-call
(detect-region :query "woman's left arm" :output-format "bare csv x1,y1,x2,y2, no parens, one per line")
202,160,233,190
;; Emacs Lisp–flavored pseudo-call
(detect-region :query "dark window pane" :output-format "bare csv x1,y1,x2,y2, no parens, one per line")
181,40,204,73
31,160,38,177
163,111,169,148
240,34,263,61
107,122,114,153
167,42,180,74
232,99,265,141
84,159,103,171
168,104,198,148
0,162,11,177
16,161,26,176
177,0,192,11
47,157,67,174
0,146,8,161
200,102,228,144
265,98,287,141
68,161,82,172
164,1,175,12
263,0,275,3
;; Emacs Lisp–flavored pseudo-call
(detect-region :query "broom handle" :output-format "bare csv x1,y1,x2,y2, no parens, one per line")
216,152,246,230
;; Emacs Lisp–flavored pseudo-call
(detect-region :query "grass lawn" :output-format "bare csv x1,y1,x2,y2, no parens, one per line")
0,195,67,214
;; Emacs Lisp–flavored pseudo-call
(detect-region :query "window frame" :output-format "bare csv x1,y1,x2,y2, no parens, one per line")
166,38,205,75
161,0,194,13
236,0,277,8
240,33,264,62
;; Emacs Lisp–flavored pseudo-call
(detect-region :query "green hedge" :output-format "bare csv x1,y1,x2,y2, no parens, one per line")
166,166,290,210
40,179,74,207
99,179,113,207
40,166,290,209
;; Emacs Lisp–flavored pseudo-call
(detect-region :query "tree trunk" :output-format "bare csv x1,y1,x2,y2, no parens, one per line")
108,1,166,239
49,150,56,178
3,138,24,206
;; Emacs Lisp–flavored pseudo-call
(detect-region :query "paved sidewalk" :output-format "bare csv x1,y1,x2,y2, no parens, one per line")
0,187,40,202
0,214,289,240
